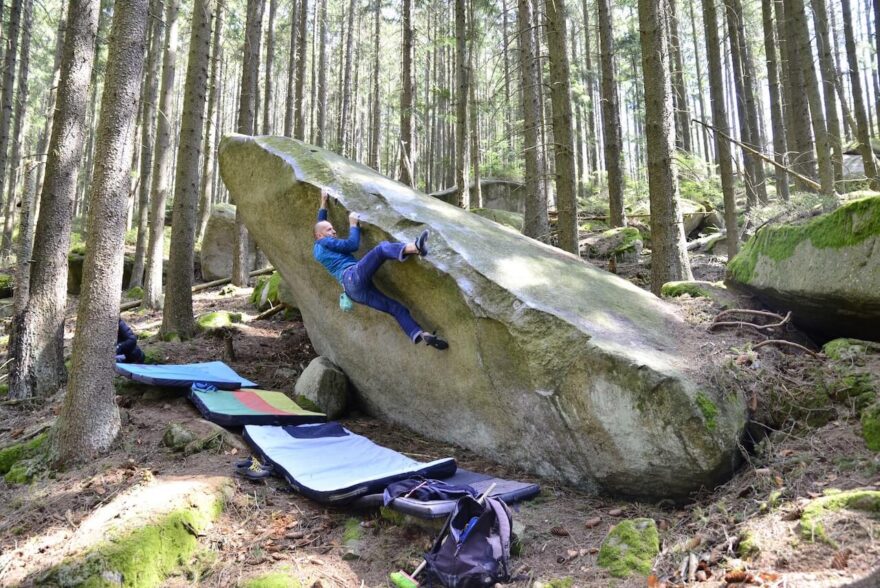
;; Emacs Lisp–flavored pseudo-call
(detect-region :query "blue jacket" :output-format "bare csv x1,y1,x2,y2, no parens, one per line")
313,208,361,283
117,319,145,364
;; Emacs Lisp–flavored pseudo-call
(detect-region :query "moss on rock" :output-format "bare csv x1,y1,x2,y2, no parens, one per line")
737,530,760,558
660,281,715,298
0,433,48,475
196,311,243,330
728,195,880,284
862,403,880,451
695,392,718,431
597,518,659,578
294,394,322,414
800,490,880,545
44,500,224,587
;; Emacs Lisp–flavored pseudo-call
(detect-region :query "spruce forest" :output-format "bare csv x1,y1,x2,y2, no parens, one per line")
0,0,879,585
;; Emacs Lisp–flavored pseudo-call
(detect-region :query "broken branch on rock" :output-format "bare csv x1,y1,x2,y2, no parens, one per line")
753,339,823,358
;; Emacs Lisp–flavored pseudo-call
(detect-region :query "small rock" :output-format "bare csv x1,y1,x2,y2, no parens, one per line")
585,517,602,528
294,357,350,419
608,508,624,517
162,423,196,451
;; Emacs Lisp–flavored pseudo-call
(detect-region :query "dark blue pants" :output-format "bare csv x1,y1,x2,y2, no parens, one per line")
342,241,422,342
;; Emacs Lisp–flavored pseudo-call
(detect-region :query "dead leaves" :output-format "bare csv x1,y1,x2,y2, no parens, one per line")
831,548,852,570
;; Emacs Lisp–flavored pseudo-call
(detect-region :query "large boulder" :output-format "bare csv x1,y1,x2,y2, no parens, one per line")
430,179,525,213
200,203,258,280
726,196,880,341
218,134,746,499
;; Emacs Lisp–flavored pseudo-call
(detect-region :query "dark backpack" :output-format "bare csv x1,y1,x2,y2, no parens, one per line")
421,495,513,588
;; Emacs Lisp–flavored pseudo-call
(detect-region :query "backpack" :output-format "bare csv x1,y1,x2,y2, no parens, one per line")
421,495,513,588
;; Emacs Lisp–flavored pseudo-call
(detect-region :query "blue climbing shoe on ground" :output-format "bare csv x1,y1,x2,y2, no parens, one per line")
235,456,273,480
415,229,429,257
423,332,448,350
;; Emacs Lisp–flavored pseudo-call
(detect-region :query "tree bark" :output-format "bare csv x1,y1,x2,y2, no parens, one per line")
54,0,147,463
455,0,470,207
518,0,549,241
468,1,482,208
545,0,578,253
598,0,625,227
232,0,264,288
639,0,692,292
197,0,224,242
668,0,691,152
143,0,179,308
293,0,308,140
8,0,99,401
129,0,164,289
702,0,738,256
580,0,599,175
0,0,23,230
162,0,214,339
315,0,327,146
368,0,381,169
283,0,298,137
842,0,879,187
1,0,33,260
812,0,843,182
761,0,789,200
261,0,277,135
400,0,415,186
782,0,817,179
338,0,357,155
688,0,712,163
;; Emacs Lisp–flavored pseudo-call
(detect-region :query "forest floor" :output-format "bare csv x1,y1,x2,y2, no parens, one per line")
1,246,879,587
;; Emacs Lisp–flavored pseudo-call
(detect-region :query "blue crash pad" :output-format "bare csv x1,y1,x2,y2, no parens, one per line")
243,423,457,504
115,361,257,390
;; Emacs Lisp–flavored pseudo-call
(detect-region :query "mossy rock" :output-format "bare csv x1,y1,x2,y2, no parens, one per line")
196,310,243,331
42,496,225,587
823,338,880,361
800,490,880,545
162,423,197,451
124,286,144,300
597,518,660,578
342,518,365,561
695,392,719,431
583,227,643,261
0,272,13,298
659,280,744,309
470,207,525,231
0,432,48,477
737,530,760,558
862,403,880,451
726,196,880,340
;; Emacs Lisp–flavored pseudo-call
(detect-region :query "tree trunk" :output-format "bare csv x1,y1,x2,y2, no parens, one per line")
233,0,264,287
782,0,817,180
36,10,67,199
761,0,789,200
338,0,357,155
545,0,578,253
368,0,381,169
454,0,470,207
283,0,298,137
293,0,308,140
8,0,99,401
812,0,843,182
598,0,625,227
639,0,693,293
702,0,739,256
129,0,164,289
581,0,599,176
54,0,147,464
262,0,276,135
468,1,482,208
688,0,712,163
668,0,691,152
315,0,327,146
789,0,834,194
161,0,214,339
12,134,39,322
1,0,33,260
143,0,180,308
0,0,22,231
400,0,415,186
518,0,549,241
197,0,224,243
842,0,879,187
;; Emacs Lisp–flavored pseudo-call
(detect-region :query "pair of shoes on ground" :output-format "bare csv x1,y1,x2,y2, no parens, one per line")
422,331,449,350
235,456,273,480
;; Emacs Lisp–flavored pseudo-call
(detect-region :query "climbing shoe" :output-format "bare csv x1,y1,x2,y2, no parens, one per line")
415,229,429,257
235,457,273,480
423,332,449,350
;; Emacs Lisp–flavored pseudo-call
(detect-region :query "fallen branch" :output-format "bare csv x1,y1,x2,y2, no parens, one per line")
709,310,792,333
714,309,786,323
753,339,822,358
253,303,288,322
692,119,823,192
120,267,275,311
687,232,725,251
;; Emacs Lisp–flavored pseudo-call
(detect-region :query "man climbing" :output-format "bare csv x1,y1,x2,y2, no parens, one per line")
116,318,146,364
313,189,449,350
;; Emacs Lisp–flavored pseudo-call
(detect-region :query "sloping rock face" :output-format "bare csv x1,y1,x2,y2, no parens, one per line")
726,196,880,341
219,134,746,499
200,203,257,280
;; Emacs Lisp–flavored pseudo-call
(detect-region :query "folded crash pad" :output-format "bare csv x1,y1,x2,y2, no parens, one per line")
189,386,326,426
115,361,257,390
352,469,541,518
243,423,457,504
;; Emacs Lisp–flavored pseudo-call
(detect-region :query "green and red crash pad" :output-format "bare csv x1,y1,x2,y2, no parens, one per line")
188,386,326,426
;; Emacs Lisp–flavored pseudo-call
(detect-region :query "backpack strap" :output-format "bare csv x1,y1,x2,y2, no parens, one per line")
487,497,513,580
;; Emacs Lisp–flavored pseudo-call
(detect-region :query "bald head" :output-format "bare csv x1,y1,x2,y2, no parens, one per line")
314,220,336,239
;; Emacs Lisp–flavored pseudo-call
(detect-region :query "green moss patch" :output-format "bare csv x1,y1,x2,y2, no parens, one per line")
251,272,285,311
0,433,48,477
0,272,13,297
196,311,243,331
294,395,322,414
44,500,224,587
737,530,760,558
0,383,8,398
800,490,880,545
124,286,144,300
597,518,659,578
862,404,880,451
242,571,303,588
661,281,714,298
695,392,719,431
728,196,880,284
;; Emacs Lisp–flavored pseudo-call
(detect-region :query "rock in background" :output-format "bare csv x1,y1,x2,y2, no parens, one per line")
294,356,350,419
200,203,258,281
